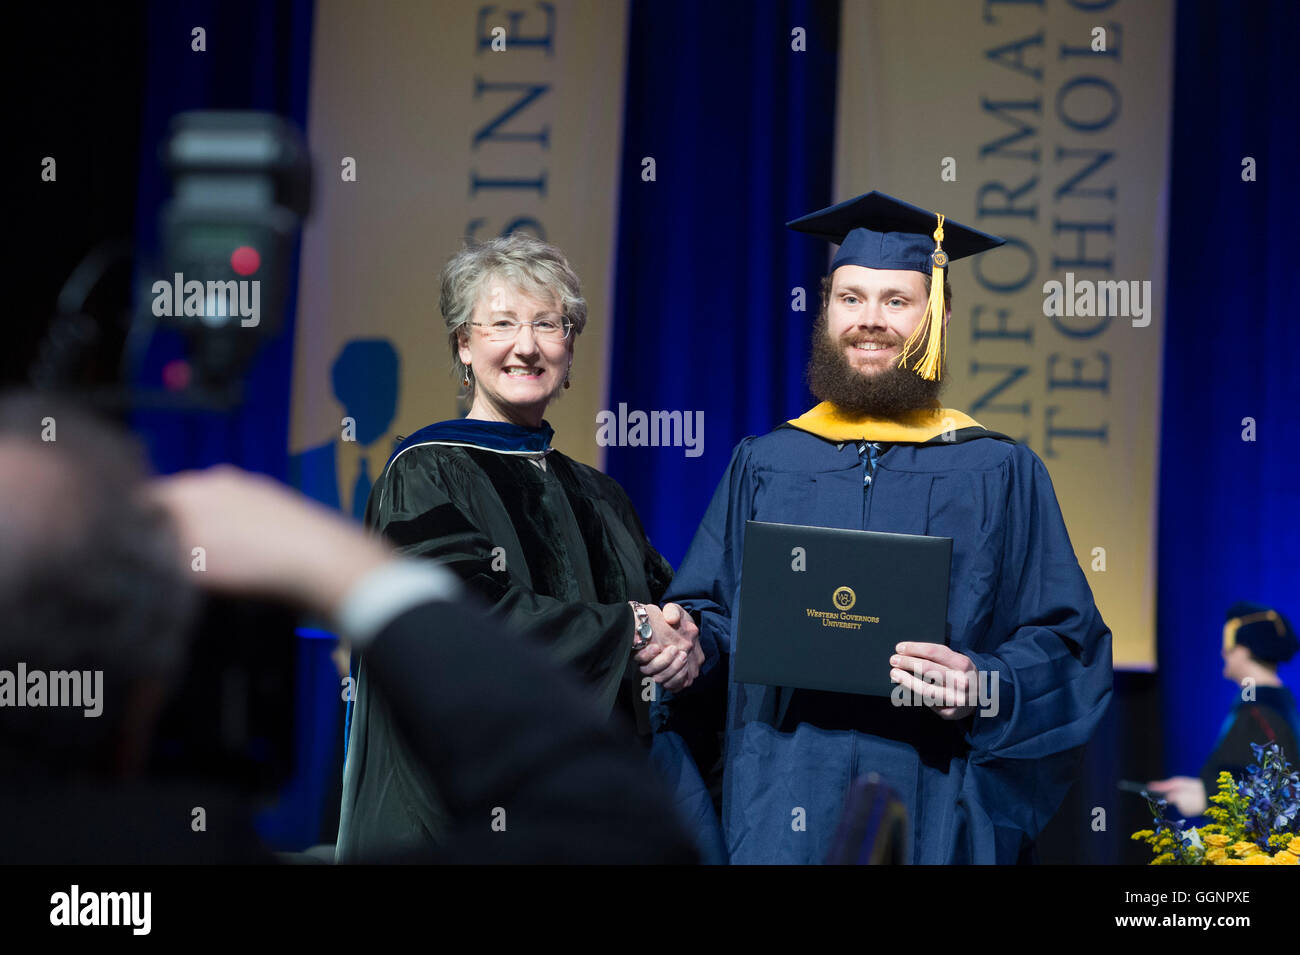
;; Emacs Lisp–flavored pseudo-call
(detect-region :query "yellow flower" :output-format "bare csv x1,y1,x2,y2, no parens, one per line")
1230,841,1260,856
1288,837,1300,854
1205,847,1228,863
1131,830,1155,841
1151,852,1175,865
1271,851,1299,865
1244,854,1274,865
1220,859,1246,865
1203,833,1230,847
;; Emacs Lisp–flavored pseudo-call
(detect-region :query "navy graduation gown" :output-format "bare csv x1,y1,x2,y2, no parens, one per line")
654,424,1114,864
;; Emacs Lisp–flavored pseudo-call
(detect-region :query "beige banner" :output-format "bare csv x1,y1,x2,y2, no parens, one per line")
290,0,628,513
835,0,1173,667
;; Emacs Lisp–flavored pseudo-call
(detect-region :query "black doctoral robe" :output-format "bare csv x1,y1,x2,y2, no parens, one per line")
335,419,672,861
1199,685,1300,796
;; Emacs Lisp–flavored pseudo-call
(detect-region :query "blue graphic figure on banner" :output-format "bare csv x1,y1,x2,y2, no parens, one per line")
290,339,400,519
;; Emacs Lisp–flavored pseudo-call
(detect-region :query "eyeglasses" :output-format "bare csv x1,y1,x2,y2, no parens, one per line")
469,318,574,343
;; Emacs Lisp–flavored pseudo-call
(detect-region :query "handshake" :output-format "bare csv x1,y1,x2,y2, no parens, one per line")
630,602,704,693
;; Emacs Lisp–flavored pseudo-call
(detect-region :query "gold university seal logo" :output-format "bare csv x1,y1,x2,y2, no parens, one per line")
832,586,856,611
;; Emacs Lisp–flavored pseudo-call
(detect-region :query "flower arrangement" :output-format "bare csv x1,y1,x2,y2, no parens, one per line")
1132,743,1300,865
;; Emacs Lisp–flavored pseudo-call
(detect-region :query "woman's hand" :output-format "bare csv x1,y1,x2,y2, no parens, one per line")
634,602,704,692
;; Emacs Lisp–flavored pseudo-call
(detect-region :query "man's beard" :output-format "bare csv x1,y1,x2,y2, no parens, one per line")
806,313,947,418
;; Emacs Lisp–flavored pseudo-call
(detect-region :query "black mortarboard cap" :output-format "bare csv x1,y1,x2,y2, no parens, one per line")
786,191,1005,275
1223,601,1299,664
785,192,1005,381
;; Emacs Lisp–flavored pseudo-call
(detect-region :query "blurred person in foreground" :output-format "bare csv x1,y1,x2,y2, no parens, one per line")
338,233,712,862
0,392,253,862
0,390,695,863
1147,602,1299,818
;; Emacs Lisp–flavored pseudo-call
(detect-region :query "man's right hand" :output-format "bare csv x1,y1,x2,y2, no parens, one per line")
634,602,704,692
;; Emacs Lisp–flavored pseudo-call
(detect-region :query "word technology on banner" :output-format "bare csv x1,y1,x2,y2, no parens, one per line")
834,0,1173,668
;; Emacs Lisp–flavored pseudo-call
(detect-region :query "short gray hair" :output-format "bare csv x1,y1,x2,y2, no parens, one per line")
439,233,587,392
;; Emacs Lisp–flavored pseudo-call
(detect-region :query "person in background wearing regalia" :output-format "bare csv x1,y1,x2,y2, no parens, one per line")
1148,602,1299,817
653,192,1114,864
336,233,705,862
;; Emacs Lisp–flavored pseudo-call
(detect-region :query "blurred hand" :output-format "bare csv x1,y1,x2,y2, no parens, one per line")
634,602,703,692
1146,776,1207,817
145,465,392,619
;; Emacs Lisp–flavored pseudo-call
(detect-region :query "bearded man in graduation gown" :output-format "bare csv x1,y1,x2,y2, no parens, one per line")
337,234,707,862
654,192,1114,865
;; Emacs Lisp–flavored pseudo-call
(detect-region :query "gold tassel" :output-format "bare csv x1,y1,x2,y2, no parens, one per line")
1222,609,1284,651
897,213,947,381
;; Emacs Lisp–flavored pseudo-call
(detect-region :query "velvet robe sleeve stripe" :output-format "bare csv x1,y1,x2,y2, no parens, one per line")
542,453,675,607
575,461,675,605
365,444,637,711
340,437,676,860
362,596,697,863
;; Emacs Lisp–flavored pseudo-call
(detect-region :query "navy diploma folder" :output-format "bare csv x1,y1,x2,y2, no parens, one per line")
733,520,953,697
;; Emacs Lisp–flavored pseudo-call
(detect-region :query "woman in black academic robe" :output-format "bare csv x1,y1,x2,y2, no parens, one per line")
1147,602,1300,818
335,234,701,861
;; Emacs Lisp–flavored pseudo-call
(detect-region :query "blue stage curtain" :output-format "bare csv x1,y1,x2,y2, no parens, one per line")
128,0,329,850
130,0,313,479
605,0,841,567
1157,0,1300,779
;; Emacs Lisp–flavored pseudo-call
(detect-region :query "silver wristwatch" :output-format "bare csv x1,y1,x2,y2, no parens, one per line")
629,601,653,651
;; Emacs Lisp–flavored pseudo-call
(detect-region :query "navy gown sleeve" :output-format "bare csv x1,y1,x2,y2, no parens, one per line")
661,437,757,680
364,597,697,862
645,438,757,865
958,445,1114,858
369,451,636,710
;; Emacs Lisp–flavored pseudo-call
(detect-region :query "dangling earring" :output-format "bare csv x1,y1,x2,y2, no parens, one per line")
563,368,571,389
463,366,472,388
